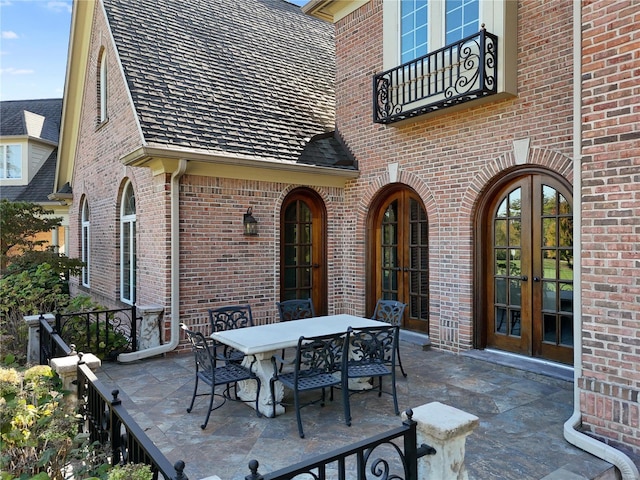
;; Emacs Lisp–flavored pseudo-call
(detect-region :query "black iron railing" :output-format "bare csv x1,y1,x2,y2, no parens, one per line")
39,314,74,364
373,27,498,124
245,410,435,479
77,356,188,480
56,306,139,360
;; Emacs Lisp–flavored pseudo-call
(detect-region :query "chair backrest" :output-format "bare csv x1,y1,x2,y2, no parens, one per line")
208,304,254,332
277,299,315,322
181,324,215,376
371,300,406,326
294,331,347,378
348,325,397,367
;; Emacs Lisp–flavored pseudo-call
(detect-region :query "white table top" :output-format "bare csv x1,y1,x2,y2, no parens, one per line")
211,314,388,355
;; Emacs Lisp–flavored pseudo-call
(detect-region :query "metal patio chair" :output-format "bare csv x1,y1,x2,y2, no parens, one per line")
208,304,254,364
342,325,400,426
181,324,261,429
270,331,350,438
276,298,316,371
371,299,408,377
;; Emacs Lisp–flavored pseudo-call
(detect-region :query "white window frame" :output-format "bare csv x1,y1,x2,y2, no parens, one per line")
383,0,517,97
81,199,90,287
0,144,23,180
98,49,108,123
120,181,136,305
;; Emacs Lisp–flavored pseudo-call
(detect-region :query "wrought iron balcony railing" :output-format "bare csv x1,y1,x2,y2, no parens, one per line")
373,27,498,124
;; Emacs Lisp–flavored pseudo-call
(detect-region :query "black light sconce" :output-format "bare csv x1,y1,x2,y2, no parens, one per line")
243,207,258,236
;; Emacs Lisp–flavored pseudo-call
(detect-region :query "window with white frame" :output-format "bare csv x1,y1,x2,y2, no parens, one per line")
81,199,90,287
382,0,518,115
98,49,108,123
399,0,479,65
120,182,136,304
0,144,23,179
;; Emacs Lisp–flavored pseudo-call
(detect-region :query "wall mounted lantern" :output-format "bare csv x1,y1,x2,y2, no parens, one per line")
243,207,258,236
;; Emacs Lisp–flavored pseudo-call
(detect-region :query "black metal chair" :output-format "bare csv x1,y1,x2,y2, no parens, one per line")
208,304,254,364
371,299,408,377
276,298,315,371
270,331,350,438
181,324,261,429
342,325,400,426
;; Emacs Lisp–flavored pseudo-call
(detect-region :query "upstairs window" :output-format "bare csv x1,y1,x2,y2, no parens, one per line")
445,0,479,44
0,144,23,179
120,181,136,304
399,0,479,65
97,48,108,124
81,198,90,287
401,0,428,63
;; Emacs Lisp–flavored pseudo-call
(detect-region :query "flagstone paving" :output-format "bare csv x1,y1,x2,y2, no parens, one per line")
96,343,619,480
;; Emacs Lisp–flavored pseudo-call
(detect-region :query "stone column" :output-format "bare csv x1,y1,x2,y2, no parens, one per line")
24,313,55,364
403,401,479,480
50,353,101,411
137,305,164,350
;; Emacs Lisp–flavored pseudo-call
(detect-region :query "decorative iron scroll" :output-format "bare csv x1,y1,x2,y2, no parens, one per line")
56,306,138,360
246,409,435,480
374,28,498,124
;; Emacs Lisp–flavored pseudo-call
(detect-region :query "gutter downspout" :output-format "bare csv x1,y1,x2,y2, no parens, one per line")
562,3,639,478
118,159,188,362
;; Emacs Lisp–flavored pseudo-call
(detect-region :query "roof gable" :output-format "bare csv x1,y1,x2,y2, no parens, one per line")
102,0,351,167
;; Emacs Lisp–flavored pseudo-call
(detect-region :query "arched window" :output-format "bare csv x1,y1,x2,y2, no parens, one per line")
97,48,107,123
81,198,90,287
120,182,136,304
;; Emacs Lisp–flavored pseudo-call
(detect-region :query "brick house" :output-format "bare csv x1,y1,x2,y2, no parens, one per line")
56,0,639,469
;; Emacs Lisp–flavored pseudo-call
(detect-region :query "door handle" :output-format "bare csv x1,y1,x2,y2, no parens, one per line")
313,263,320,268
521,276,528,281
533,276,540,282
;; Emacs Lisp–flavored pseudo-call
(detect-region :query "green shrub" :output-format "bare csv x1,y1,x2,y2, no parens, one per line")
106,463,152,480
0,366,111,480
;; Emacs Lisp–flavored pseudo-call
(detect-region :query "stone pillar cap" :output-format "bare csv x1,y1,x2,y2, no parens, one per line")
405,401,479,440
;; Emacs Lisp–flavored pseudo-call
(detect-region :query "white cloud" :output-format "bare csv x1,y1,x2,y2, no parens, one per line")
47,1,72,14
2,31,19,39
1,67,35,75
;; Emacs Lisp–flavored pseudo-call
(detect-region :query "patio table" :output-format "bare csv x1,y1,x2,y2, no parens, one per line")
212,314,388,417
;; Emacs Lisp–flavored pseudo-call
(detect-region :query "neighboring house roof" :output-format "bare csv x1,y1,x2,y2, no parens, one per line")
0,149,58,203
102,0,354,169
0,98,62,144
0,98,62,203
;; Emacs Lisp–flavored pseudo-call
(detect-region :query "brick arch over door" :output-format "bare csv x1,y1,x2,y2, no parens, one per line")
358,168,438,336
469,149,574,364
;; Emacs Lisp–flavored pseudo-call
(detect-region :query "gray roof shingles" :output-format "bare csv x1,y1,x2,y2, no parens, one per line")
0,98,62,143
0,99,62,202
102,0,354,169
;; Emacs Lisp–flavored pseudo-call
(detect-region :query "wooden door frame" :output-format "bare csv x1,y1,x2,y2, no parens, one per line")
473,167,573,358
366,184,429,332
279,188,328,316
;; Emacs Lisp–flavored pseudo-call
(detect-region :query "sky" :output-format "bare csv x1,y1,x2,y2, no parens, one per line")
0,0,307,103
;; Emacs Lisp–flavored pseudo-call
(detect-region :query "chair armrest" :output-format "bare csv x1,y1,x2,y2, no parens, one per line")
270,353,293,377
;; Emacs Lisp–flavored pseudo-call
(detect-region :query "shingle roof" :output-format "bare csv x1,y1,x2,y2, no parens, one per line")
103,0,354,169
0,98,62,143
0,148,58,202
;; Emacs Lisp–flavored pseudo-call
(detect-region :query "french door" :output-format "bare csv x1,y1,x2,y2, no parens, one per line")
370,187,429,333
280,189,327,316
484,173,573,364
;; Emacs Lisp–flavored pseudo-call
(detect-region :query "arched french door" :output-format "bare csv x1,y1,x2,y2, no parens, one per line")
280,188,327,316
369,185,429,333
479,171,574,364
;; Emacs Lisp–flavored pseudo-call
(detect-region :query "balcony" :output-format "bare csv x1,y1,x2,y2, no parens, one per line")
373,28,498,124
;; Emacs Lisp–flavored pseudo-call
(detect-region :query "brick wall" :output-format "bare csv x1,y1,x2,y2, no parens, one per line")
334,0,574,351
579,0,640,454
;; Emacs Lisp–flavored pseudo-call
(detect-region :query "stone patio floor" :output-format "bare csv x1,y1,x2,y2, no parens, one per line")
95,342,621,480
